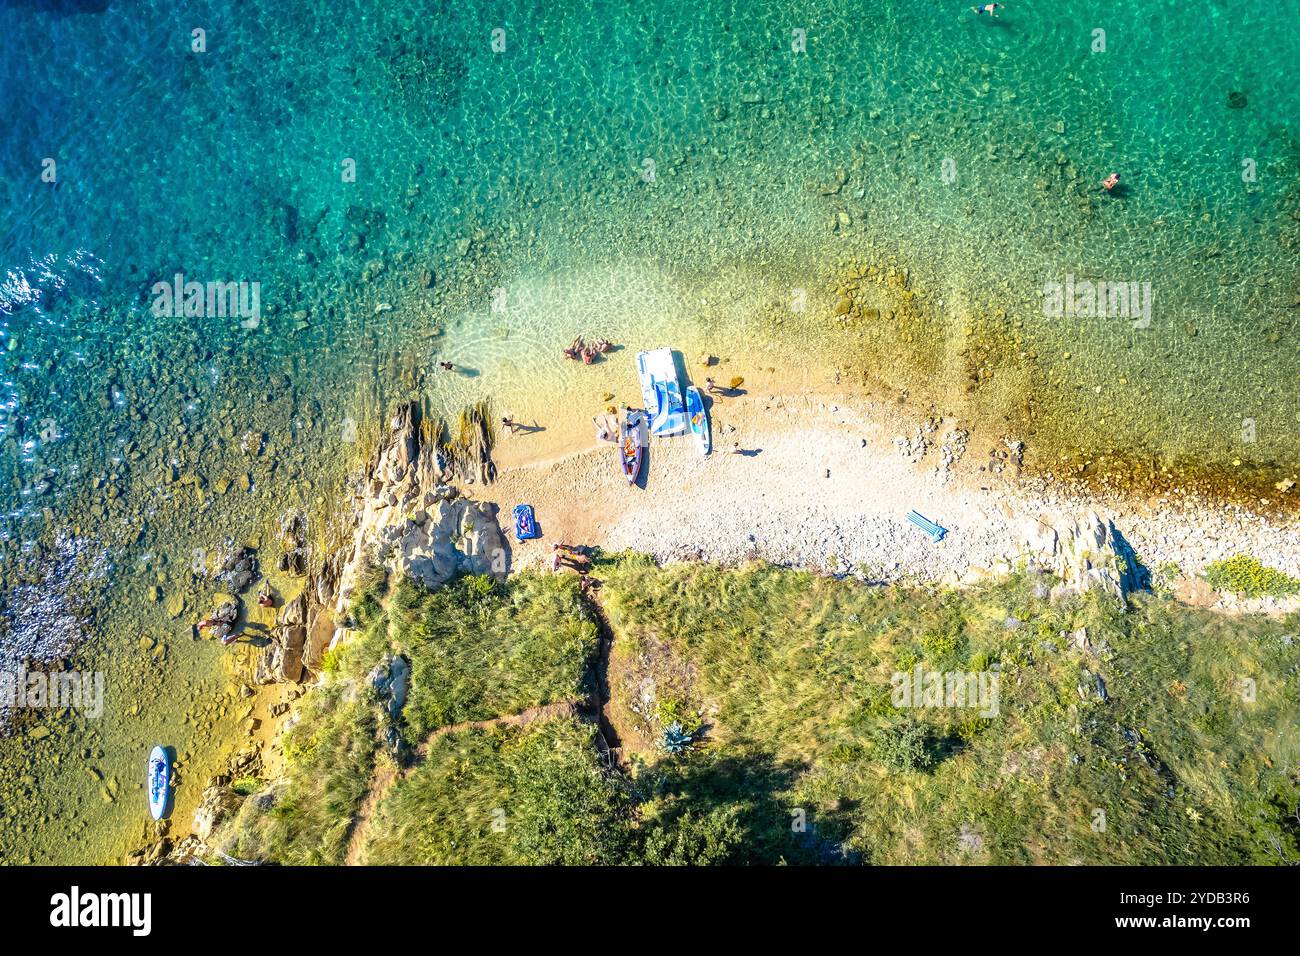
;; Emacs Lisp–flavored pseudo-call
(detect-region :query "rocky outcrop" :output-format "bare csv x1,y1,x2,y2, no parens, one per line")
193,784,245,842
367,654,411,756
368,654,410,720
333,402,507,616
248,402,506,686
1019,510,1141,603
255,593,308,684
277,512,308,575
212,545,258,594
303,604,335,674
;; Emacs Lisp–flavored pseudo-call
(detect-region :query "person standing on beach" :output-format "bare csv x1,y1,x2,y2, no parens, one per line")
439,361,455,372
501,416,517,434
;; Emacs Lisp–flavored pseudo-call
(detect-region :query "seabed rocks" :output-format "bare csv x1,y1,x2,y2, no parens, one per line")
137,401,508,863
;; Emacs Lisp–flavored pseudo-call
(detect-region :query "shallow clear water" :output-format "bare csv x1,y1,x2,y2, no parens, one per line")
0,0,1296,861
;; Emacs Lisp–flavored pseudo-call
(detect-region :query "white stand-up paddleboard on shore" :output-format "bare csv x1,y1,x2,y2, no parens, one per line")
685,385,710,455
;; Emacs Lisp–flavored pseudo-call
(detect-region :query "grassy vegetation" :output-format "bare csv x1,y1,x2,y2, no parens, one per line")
363,717,634,865
597,554,1300,864
362,715,754,865
219,556,1300,865
216,579,397,864
218,570,597,863
1204,554,1300,599
386,572,596,738
220,679,378,865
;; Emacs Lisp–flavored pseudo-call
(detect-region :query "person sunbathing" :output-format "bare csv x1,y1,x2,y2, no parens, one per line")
553,543,590,569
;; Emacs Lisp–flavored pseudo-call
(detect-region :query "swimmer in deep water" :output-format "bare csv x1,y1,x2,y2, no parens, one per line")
971,3,1003,15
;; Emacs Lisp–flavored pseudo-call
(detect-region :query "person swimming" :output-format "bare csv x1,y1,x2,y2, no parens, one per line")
1101,172,1120,191
971,2,1002,15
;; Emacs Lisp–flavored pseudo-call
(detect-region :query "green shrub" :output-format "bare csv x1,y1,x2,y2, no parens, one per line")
231,776,264,796
656,697,702,734
641,805,746,865
921,630,964,663
1204,555,1300,598
870,719,937,773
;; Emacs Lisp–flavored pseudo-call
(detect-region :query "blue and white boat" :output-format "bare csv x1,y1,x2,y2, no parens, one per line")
635,348,688,437
147,746,171,820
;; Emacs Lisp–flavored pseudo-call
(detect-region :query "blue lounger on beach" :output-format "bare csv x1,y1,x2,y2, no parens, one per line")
906,510,947,542
513,504,540,541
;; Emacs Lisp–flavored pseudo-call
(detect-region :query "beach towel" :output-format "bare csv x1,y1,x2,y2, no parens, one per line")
513,503,540,541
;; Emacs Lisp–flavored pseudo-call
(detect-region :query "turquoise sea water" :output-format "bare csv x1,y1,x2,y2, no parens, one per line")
0,0,1296,861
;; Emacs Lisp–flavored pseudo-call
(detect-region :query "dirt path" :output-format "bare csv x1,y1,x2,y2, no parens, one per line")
343,698,583,865
578,586,624,769
343,758,396,866
414,700,581,756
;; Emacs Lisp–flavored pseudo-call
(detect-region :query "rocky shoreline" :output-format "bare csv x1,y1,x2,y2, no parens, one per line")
133,391,1300,863
135,401,514,863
